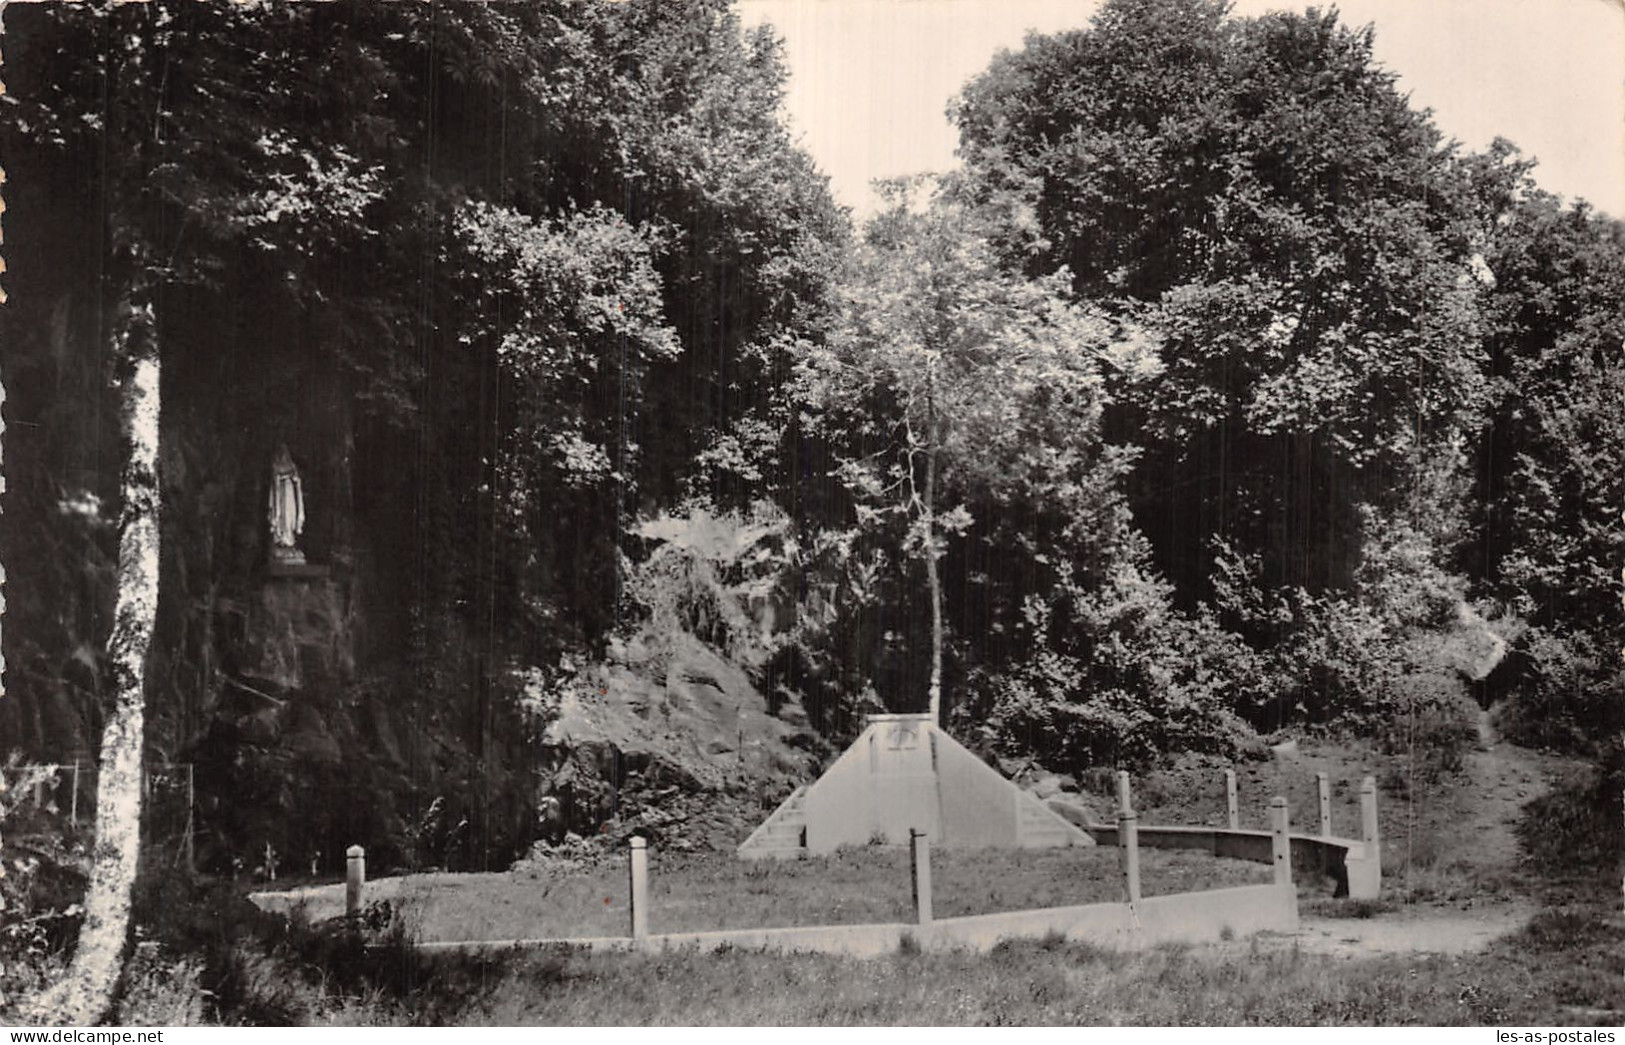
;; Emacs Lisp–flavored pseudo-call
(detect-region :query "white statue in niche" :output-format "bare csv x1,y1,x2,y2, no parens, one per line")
268,443,306,565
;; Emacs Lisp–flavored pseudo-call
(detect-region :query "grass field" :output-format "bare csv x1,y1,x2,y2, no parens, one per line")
256,844,1273,942
173,881,1625,1026
452,904,1625,1026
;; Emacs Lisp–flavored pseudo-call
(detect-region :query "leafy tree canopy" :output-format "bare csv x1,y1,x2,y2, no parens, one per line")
954,0,1494,600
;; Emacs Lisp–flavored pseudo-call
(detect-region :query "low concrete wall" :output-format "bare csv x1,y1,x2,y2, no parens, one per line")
419,920,911,960
415,883,1298,958
1083,824,1377,899
923,883,1295,951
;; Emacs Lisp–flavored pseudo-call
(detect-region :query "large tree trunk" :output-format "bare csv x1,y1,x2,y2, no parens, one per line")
24,297,160,1025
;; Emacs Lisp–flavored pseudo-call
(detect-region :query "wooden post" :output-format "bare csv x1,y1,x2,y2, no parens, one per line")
1115,770,1132,816
629,836,649,939
1360,775,1380,860
1225,769,1239,829
910,828,933,925
345,845,365,918
69,762,80,826
1317,771,1332,838
1270,796,1292,888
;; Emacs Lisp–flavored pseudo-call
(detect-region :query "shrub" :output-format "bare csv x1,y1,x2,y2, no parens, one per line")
1210,501,1486,745
115,948,209,1026
1491,627,1623,755
0,763,88,1016
1517,761,1625,875
622,499,794,676
962,561,1262,771
1374,680,1480,782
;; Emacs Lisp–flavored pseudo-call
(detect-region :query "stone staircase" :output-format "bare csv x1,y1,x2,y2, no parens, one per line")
737,785,808,860
1016,790,1093,848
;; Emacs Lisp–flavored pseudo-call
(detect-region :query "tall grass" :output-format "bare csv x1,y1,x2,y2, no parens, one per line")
445,928,1622,1026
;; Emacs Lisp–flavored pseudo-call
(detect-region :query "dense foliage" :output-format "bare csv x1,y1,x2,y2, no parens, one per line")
0,0,844,869
1,2,1621,1014
955,0,1491,597
1460,149,1625,753
782,181,1259,764
952,0,1622,753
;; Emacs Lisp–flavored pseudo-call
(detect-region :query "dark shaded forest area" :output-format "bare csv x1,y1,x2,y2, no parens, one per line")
0,0,1620,1024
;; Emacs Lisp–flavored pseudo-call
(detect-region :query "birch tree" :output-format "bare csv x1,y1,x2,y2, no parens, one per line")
22,290,160,1024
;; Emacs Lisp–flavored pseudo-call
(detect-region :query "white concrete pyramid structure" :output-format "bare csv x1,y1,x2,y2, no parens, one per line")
738,714,1093,859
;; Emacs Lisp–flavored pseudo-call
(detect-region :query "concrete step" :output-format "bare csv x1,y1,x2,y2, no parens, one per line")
1017,796,1092,848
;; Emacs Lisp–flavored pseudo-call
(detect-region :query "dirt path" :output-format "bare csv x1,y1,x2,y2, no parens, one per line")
1278,709,1565,959
1269,901,1539,959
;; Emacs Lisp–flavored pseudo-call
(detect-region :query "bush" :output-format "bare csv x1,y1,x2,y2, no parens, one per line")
962,561,1262,771
1210,503,1485,744
115,947,209,1026
1373,678,1480,781
0,764,88,1016
622,499,794,677
1517,760,1625,875
1491,627,1623,755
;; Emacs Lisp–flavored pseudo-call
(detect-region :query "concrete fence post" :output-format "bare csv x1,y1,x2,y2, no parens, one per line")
629,836,649,939
1116,769,1141,903
1270,796,1292,888
69,763,80,826
345,845,365,918
1119,809,1141,905
910,828,933,926
1360,775,1380,862
1317,771,1332,838
1225,769,1239,830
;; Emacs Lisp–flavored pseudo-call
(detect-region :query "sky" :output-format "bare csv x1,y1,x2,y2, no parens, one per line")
736,0,1625,219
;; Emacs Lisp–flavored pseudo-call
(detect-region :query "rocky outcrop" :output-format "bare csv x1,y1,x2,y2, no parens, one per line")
237,575,357,694
1442,602,1516,684
536,634,820,840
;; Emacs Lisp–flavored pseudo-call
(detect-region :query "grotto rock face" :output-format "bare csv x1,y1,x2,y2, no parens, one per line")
238,576,356,694
536,634,820,838
0,274,532,873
